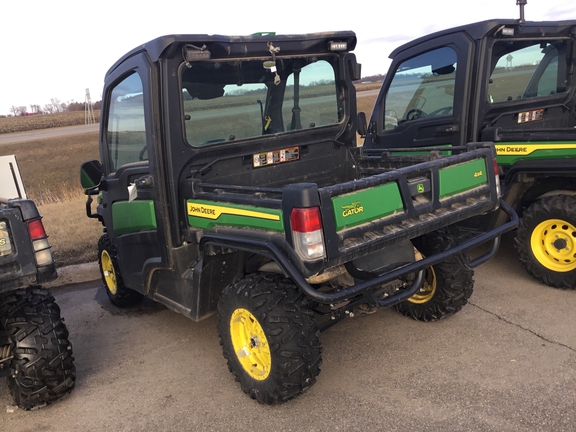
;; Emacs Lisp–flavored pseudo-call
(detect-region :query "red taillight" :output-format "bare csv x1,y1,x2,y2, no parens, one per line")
493,158,502,197
291,207,322,232
27,218,53,266
290,207,325,261
27,219,47,240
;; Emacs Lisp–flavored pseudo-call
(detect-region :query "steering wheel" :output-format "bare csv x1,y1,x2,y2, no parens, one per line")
139,146,148,161
405,108,427,121
427,106,453,117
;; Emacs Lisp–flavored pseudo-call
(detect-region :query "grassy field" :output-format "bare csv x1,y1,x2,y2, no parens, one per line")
0,84,380,268
0,132,103,267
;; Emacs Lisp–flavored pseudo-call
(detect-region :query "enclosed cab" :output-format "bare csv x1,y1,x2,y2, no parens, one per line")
363,13,576,288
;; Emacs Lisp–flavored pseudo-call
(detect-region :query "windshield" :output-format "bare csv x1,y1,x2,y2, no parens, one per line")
180,56,342,146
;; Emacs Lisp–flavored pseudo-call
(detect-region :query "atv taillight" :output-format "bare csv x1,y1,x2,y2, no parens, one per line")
493,158,501,197
290,207,326,261
28,219,46,239
27,218,53,266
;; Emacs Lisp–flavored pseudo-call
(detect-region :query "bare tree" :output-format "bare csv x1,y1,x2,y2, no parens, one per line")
51,98,64,113
29,104,41,114
43,103,56,114
42,98,67,114
9,106,27,116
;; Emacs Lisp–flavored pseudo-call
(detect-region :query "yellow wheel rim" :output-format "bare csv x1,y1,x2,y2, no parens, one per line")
230,308,271,381
100,250,118,295
408,266,437,304
530,218,576,272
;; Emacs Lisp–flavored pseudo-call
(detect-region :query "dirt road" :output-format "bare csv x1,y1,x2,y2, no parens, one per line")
1,234,574,431
0,124,99,146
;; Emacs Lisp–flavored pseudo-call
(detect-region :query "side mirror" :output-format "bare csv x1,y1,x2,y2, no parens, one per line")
357,112,367,138
80,160,103,190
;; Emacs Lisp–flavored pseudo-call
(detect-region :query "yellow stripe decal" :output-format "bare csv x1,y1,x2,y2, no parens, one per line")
187,202,280,221
495,143,576,156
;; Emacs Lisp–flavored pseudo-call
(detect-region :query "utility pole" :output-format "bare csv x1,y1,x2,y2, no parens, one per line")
85,88,95,124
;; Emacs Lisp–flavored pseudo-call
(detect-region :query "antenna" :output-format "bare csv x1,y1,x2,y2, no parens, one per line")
517,0,527,22
85,88,96,124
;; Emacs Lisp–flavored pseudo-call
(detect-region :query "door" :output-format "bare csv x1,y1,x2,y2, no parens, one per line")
364,33,474,149
99,54,166,292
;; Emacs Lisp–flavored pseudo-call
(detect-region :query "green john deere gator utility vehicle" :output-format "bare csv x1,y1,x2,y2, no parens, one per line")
362,1,576,289
80,31,516,404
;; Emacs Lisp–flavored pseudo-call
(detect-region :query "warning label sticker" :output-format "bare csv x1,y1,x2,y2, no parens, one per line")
253,147,299,168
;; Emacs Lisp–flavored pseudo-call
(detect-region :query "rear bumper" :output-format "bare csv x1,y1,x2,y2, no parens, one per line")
201,201,518,306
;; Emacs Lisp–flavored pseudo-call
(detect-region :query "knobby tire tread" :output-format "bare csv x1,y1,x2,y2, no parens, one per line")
514,195,576,289
217,273,322,405
395,229,474,322
0,286,76,410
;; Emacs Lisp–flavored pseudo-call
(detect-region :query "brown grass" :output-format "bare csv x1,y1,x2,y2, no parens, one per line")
0,133,100,203
39,195,103,267
0,85,380,267
355,82,383,92
355,84,380,145
357,94,378,117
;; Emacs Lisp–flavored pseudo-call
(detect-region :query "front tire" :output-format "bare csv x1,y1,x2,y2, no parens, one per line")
0,286,76,410
217,273,322,404
98,235,144,307
395,229,474,321
515,195,576,289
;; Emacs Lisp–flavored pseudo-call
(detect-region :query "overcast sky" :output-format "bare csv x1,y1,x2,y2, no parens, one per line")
1,0,574,116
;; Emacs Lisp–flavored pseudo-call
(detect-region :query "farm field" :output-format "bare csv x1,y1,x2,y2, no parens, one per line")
0,132,102,267
0,111,100,134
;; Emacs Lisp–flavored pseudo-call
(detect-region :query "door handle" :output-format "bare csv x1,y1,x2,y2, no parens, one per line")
134,175,154,188
433,125,459,136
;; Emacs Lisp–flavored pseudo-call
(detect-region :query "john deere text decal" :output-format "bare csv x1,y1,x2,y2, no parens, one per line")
187,200,283,231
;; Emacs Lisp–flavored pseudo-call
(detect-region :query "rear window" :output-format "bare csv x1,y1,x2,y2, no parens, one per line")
180,55,342,146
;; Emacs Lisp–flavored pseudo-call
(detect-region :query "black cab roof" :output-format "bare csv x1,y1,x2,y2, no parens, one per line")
390,19,576,58
106,31,357,78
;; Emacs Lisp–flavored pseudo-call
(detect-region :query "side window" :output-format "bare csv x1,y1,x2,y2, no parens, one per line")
106,73,147,172
384,47,457,130
488,41,566,103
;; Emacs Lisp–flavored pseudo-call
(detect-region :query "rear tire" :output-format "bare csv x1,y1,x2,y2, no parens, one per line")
98,234,144,307
395,229,474,321
217,273,322,404
0,286,76,410
515,195,576,289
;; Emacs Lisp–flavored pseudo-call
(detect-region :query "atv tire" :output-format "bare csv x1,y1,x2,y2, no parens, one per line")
98,234,144,307
0,286,76,410
515,195,576,289
217,273,322,404
395,229,474,321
